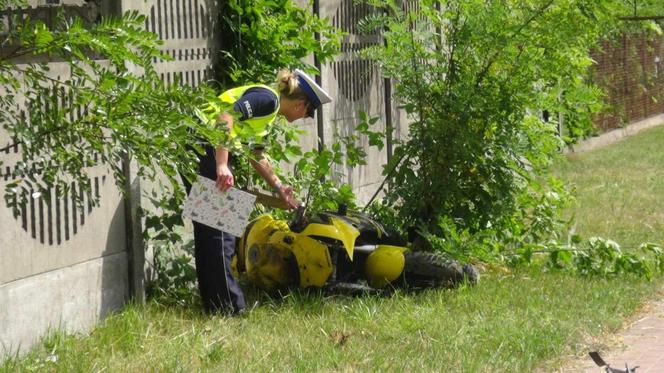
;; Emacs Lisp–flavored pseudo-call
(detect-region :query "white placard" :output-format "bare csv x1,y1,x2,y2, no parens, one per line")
182,177,257,237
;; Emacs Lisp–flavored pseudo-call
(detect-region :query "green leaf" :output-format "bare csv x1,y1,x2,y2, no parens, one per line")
33,22,54,49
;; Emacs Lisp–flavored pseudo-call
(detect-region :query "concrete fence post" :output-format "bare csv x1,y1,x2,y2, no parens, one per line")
122,154,145,304
314,0,326,152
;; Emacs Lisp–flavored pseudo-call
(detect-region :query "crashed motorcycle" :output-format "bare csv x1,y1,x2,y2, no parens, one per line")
232,205,479,293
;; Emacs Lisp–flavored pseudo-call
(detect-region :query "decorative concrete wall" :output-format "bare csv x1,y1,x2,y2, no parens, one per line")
318,0,410,203
0,0,220,357
0,59,129,356
320,0,388,202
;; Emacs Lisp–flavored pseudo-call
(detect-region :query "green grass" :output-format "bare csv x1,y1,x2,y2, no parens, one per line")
1,274,660,372
3,125,664,372
553,125,664,248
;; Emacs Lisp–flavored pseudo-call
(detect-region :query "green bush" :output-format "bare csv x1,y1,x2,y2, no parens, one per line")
360,0,662,241
361,0,619,233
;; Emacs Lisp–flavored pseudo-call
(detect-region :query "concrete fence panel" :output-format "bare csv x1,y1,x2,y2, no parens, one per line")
320,0,389,203
0,60,129,355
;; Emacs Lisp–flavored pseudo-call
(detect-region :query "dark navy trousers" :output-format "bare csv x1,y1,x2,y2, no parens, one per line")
184,144,246,314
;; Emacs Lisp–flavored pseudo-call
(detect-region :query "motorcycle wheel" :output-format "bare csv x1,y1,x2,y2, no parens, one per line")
403,252,479,289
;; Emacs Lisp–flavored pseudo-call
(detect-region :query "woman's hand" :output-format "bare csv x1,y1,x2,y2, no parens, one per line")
216,163,234,192
276,184,300,210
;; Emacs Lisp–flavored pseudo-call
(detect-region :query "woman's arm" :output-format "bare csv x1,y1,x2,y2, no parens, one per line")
250,149,299,210
215,111,234,191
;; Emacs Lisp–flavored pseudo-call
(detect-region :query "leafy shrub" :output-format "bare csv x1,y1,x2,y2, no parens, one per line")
360,0,626,233
357,1,664,280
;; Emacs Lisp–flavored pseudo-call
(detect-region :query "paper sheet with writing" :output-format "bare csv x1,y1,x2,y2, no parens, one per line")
182,177,257,237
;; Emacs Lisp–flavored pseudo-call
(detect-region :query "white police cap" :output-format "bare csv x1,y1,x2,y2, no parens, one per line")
294,69,332,117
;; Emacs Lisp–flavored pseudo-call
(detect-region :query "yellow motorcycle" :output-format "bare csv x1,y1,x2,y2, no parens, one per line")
233,206,478,293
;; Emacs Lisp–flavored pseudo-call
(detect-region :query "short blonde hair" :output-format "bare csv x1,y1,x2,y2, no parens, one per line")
276,69,309,102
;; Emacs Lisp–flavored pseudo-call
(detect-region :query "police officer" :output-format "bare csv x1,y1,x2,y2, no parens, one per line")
187,69,332,314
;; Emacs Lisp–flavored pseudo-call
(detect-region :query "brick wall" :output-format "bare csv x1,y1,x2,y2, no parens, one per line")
590,33,664,131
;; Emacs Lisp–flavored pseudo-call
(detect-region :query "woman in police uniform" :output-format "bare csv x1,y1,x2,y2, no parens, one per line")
189,69,332,315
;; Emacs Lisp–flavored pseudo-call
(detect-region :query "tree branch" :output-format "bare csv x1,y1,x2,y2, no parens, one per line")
618,15,664,20
0,123,71,153
11,64,94,88
446,4,461,87
0,106,129,154
474,0,555,88
0,44,39,63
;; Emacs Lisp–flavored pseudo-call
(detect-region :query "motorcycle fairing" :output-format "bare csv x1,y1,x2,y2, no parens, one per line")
244,239,296,290
240,214,288,267
312,212,387,240
239,214,337,289
300,217,360,261
289,234,334,288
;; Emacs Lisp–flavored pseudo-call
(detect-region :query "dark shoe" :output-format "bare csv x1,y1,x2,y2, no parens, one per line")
231,307,247,317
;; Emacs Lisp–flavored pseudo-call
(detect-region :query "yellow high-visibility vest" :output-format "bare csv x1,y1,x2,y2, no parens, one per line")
196,84,280,139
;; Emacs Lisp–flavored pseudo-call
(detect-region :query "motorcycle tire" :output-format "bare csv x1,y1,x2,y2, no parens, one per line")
403,252,479,289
